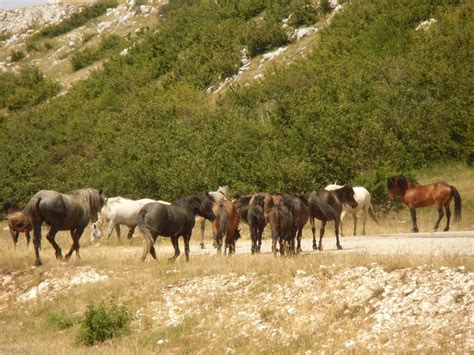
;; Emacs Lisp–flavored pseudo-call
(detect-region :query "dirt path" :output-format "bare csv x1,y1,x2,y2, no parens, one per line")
118,231,474,258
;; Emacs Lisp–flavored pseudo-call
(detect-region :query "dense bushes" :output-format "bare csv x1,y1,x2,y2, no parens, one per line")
0,0,471,208
70,34,125,71
0,67,60,110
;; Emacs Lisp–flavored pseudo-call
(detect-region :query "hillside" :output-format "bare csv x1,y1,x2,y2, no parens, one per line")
0,0,472,204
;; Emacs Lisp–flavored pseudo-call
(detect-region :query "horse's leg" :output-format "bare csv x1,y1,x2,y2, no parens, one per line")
170,235,181,261
127,225,136,240
46,227,62,260
296,227,303,254
106,221,115,239
33,223,43,266
183,231,193,262
257,228,263,253
115,225,121,240
139,227,154,262
340,210,347,237
352,212,358,236
271,227,278,256
433,207,444,232
200,219,206,249
361,207,367,235
444,204,451,232
66,227,85,260
149,232,158,260
335,219,343,250
318,221,326,251
11,230,19,249
26,230,31,247
310,217,317,250
410,208,419,233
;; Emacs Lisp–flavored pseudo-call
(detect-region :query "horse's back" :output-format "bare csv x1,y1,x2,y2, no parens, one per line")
140,202,194,236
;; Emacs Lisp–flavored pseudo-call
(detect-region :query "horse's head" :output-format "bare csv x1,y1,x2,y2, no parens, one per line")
387,176,408,199
340,186,358,209
190,193,216,221
90,222,102,243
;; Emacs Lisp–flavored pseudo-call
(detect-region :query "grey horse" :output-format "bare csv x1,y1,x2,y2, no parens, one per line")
20,188,105,266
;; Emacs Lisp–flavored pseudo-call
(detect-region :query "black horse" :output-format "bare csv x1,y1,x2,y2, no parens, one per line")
308,186,358,251
137,193,216,262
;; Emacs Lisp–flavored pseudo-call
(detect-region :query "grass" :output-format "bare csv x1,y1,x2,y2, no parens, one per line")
0,163,472,353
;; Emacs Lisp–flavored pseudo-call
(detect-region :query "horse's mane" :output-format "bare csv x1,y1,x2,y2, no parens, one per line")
68,188,103,220
387,176,417,192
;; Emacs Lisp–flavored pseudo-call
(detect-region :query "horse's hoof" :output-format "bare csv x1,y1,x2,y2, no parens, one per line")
312,244,317,251
411,228,419,233
318,246,323,251
35,260,42,267
444,227,449,232
337,245,343,250
200,243,205,249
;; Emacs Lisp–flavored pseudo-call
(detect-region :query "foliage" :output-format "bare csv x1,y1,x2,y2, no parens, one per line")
77,301,130,346
47,312,82,330
245,16,289,57
70,34,125,71
0,0,472,211
288,0,319,27
0,67,61,110
10,50,25,62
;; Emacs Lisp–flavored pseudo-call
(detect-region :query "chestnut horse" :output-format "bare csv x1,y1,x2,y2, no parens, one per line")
212,200,241,255
3,201,31,248
268,202,295,256
387,176,461,233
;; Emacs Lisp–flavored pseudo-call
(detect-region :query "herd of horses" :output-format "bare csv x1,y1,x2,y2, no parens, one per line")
3,176,462,267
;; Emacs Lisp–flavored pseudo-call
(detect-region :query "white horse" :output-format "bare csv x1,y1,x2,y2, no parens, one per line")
325,184,379,236
197,185,229,249
92,196,170,242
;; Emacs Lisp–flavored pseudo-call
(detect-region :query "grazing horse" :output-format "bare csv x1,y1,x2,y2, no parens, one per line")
387,176,461,233
93,196,170,242
3,201,31,248
268,202,295,256
308,186,358,251
19,189,105,266
272,194,309,253
196,185,229,249
325,184,378,236
212,200,241,255
137,193,216,262
247,193,274,254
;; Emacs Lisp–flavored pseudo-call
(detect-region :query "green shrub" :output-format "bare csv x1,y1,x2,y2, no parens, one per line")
245,18,289,57
70,47,100,71
320,0,333,14
82,32,96,44
47,312,81,330
288,0,319,27
77,301,131,346
10,50,26,62
0,32,12,42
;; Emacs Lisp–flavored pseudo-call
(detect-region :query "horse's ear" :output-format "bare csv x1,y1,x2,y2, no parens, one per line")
99,189,103,195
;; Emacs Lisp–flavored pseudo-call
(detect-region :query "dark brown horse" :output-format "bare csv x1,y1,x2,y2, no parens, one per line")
231,194,252,225
308,186,358,251
268,202,295,256
3,201,31,248
137,193,216,262
272,194,309,253
387,176,461,232
19,189,105,266
212,200,241,255
248,193,274,254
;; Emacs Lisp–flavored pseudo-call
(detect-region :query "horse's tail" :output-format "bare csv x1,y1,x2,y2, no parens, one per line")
214,204,228,248
20,194,41,227
368,203,379,224
450,186,461,221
